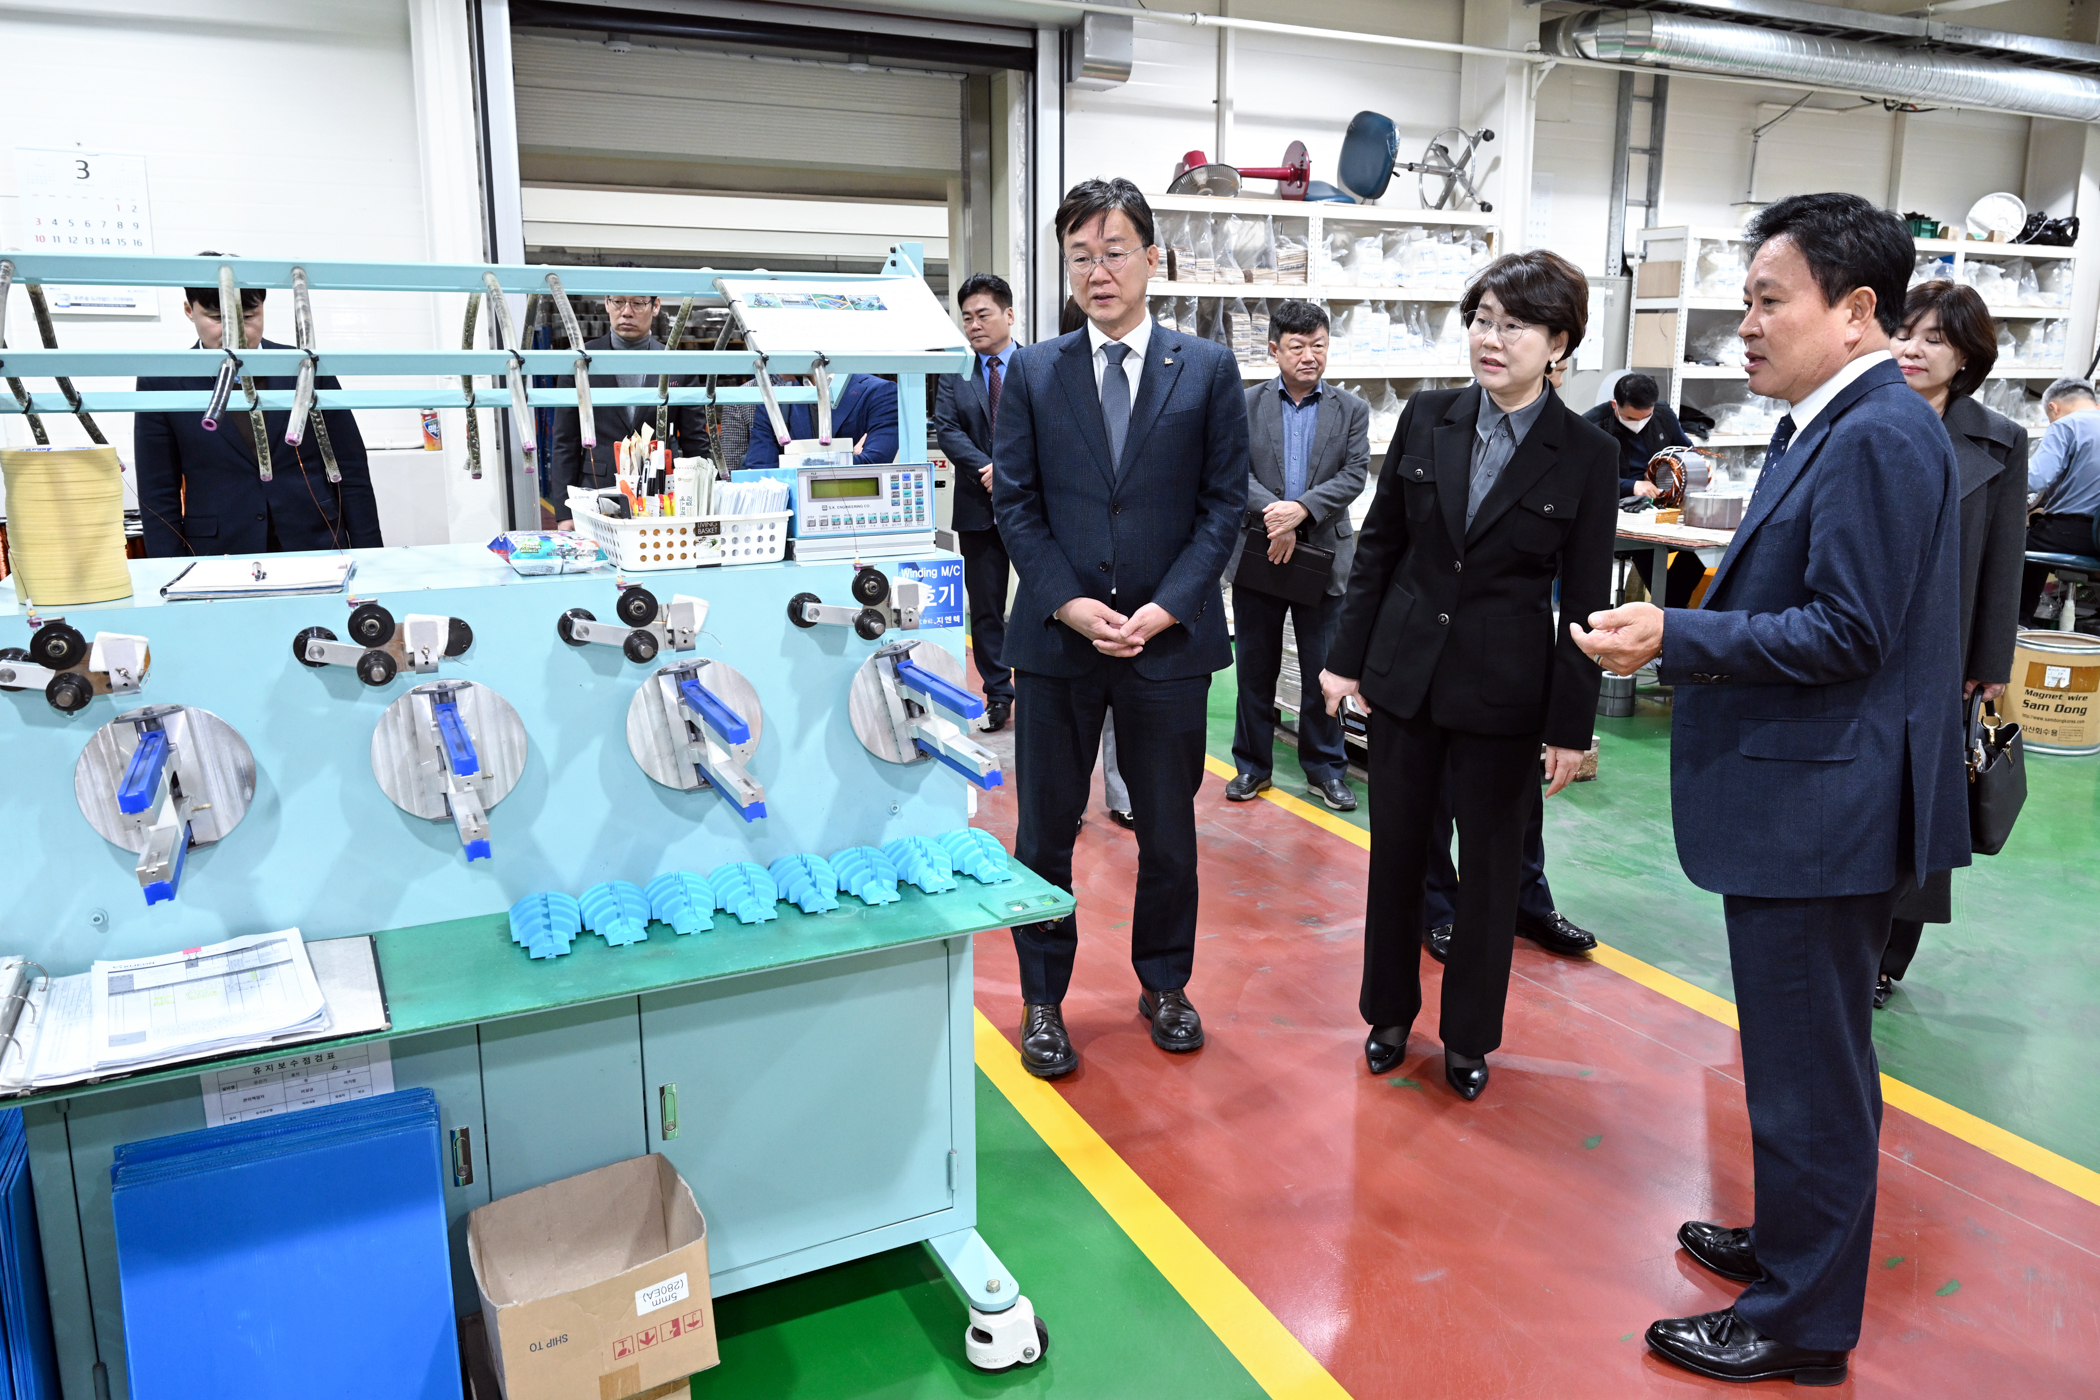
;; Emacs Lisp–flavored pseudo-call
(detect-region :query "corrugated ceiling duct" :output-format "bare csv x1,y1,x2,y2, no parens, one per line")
1542,9,2100,122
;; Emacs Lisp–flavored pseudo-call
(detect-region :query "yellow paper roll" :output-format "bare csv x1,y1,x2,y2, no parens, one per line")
2,446,133,605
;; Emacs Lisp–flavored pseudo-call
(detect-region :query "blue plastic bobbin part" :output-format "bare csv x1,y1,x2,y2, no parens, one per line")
580,880,651,946
645,871,718,935
830,846,901,906
881,836,958,894
768,853,841,914
706,862,780,925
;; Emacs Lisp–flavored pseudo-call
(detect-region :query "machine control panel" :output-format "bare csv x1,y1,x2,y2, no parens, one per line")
794,466,935,560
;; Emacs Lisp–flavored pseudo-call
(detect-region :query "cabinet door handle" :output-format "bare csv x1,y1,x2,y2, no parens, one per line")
659,1083,679,1141
450,1126,474,1187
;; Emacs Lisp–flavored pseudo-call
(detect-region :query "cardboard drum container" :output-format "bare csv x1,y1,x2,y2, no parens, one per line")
2008,630,2100,756
469,1154,718,1400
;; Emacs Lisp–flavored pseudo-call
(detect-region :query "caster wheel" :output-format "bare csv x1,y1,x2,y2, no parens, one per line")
616,586,659,627
355,649,398,687
1033,1316,1049,1362
786,592,822,629
347,602,395,647
45,671,94,714
853,608,888,642
622,629,660,664
0,647,30,691
28,621,87,671
292,626,337,668
557,608,596,646
444,617,474,657
851,566,890,607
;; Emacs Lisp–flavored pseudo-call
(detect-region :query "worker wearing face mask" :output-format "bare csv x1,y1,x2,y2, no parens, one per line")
1585,373,1705,606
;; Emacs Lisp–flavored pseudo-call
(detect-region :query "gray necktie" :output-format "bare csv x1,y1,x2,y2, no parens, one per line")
1101,342,1133,473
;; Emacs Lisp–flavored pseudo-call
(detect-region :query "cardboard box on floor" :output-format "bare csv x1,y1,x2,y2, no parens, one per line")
469,1154,718,1400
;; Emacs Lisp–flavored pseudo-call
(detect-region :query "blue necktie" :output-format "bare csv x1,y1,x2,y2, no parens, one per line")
1101,342,1133,473
1763,414,1797,475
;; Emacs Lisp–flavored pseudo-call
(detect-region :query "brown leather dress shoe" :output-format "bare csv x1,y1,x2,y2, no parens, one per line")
1138,988,1205,1052
1020,1003,1077,1079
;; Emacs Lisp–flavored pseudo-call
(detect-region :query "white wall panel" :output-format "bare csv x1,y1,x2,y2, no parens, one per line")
1659,81,1897,232
1897,108,2030,230
1530,64,1621,274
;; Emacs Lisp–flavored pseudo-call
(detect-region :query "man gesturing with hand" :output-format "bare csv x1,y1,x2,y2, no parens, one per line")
991,177,1250,1079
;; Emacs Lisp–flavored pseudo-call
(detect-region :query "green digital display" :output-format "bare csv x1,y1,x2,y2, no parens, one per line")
810,477,881,500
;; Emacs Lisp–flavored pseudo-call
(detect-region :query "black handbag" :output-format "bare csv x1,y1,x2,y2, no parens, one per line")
1234,511,1333,608
1967,694,2026,856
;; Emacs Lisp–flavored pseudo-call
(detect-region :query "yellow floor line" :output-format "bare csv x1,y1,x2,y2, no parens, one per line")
973,1010,1353,1400
1198,750,2100,1210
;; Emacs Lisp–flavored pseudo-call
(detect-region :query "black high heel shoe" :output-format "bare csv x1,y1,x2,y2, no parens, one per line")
1445,1051,1489,1100
1365,1026,1410,1075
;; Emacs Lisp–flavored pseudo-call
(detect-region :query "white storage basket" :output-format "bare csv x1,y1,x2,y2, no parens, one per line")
569,494,790,571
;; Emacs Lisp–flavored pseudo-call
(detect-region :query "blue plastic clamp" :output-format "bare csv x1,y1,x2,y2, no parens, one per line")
894,657,985,720
679,677,751,745
141,824,189,906
118,728,171,815
432,694,480,777
914,736,1004,790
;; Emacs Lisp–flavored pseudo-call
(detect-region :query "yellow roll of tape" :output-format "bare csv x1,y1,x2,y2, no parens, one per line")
2,446,133,605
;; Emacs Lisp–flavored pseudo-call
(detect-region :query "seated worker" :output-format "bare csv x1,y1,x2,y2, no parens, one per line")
135,255,381,556
742,373,899,469
1584,373,1705,608
548,283,707,528
2023,377,2100,622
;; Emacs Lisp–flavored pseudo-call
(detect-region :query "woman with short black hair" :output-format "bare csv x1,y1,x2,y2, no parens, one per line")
1320,250,1619,1099
1880,279,2028,1007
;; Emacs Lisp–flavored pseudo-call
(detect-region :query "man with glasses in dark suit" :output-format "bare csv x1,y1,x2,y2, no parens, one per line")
993,177,1249,1078
933,273,1021,732
547,283,708,528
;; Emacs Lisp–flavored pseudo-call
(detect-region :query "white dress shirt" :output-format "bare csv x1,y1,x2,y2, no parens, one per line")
1787,349,1892,437
1086,316,1152,402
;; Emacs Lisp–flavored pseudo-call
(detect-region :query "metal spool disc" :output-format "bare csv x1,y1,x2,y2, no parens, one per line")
626,660,763,791
74,704,256,851
371,680,528,820
849,644,968,766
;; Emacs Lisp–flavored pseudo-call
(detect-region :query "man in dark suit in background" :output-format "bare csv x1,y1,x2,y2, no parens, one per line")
135,262,380,556
1226,298,1367,812
993,177,1249,1078
1577,193,1969,1387
933,273,1020,731
547,287,707,528
741,372,898,469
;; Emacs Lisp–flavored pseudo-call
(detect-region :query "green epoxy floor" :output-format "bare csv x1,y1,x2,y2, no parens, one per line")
685,1069,1265,1399
1221,669,2100,1173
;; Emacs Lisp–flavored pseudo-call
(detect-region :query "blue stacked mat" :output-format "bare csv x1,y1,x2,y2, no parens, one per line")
0,1109,57,1399
111,1088,458,1400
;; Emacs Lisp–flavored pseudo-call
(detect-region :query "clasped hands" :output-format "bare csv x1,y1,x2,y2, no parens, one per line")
1058,597,1178,657
1262,500,1310,565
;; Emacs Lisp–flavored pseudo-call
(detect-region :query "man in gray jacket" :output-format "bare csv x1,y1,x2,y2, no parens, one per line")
1228,300,1370,811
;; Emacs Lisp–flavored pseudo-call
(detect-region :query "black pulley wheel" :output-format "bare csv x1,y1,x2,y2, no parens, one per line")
557,608,596,646
356,649,399,687
853,608,888,641
293,626,337,668
347,602,395,647
0,647,30,691
787,592,822,629
28,621,87,671
445,617,474,656
45,671,94,714
622,630,660,664
851,566,890,607
616,586,659,627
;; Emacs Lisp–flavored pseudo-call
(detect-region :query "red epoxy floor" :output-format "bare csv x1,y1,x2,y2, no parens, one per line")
969,766,2100,1397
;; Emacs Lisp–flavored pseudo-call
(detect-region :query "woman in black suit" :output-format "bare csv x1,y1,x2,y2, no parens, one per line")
1880,280,2028,1008
1320,252,1618,1099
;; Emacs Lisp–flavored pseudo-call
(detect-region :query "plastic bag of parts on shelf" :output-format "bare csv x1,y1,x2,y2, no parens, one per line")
2037,260,2074,307
1216,216,1244,284
1695,243,1747,297
1911,255,1955,290
1249,216,1279,284
1164,212,1194,283
1190,214,1218,283
1979,377,2049,431
2006,318,2067,367
1960,259,2018,304
1687,325,1748,368
1274,224,1308,285
1365,382,1405,444
487,532,606,576
1704,390,1787,438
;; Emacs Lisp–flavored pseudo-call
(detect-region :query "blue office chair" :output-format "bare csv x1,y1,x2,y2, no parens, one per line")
2025,507,2100,631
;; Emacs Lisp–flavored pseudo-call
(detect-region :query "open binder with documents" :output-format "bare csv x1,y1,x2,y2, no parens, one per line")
0,931,389,1094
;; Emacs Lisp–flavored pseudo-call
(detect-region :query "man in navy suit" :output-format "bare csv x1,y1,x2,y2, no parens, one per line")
741,373,898,468
992,177,1249,1078
1576,194,1969,1386
135,265,380,556
932,272,1021,731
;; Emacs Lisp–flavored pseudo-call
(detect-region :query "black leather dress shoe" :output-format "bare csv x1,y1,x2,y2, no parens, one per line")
983,699,1012,733
1106,808,1136,830
1646,1308,1848,1386
1315,777,1358,811
1364,1027,1409,1075
1139,988,1205,1052
1678,1221,1761,1283
1423,923,1452,965
1444,1052,1489,1100
1517,911,1598,955
1225,771,1271,802
1019,1003,1077,1079
1873,973,1895,1009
